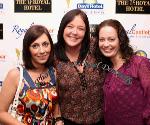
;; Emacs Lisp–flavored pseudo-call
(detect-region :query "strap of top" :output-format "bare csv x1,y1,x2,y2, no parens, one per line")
23,66,56,88
23,68,36,88
48,66,56,86
10,65,24,115
13,65,23,103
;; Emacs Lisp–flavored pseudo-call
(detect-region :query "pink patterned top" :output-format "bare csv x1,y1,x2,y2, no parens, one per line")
104,55,150,125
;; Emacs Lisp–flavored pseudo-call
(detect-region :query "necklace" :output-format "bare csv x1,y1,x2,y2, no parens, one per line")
34,71,49,87
72,62,87,91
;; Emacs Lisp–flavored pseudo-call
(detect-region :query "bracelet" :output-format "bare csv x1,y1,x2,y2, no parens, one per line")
55,117,64,125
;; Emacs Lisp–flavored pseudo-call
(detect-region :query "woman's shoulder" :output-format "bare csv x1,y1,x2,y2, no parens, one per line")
123,55,150,78
129,55,150,67
131,55,149,63
2,67,20,88
6,67,20,79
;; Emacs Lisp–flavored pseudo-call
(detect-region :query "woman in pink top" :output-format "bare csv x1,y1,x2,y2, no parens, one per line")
95,19,150,125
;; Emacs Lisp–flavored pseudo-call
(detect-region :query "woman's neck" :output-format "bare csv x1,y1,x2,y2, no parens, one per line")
111,55,125,70
29,66,48,74
28,66,49,83
65,46,81,62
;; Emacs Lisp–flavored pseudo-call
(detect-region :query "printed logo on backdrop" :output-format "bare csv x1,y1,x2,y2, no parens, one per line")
90,24,98,37
12,22,34,39
0,23,3,40
135,50,147,57
12,22,55,39
65,0,72,8
0,53,6,62
0,2,3,13
15,48,22,65
14,0,52,12
77,0,104,15
64,0,104,15
127,24,150,39
0,81,2,87
0,1,7,14
116,0,150,14
0,3,3,9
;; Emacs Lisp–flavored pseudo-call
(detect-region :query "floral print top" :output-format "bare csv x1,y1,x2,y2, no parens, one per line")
11,66,58,125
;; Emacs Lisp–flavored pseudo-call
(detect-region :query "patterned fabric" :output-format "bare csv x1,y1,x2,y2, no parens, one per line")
12,67,58,125
104,55,150,125
55,52,105,124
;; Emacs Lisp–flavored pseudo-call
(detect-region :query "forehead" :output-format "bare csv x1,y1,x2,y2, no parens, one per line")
99,26,117,35
68,15,85,25
31,33,49,44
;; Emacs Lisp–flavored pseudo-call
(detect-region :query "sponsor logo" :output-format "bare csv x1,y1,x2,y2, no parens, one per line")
12,22,34,39
78,0,103,9
0,81,2,86
90,24,98,38
116,0,150,14
77,3,103,9
65,0,72,8
135,50,147,57
0,23,3,39
77,0,104,14
12,22,55,39
0,2,6,14
15,48,23,65
127,24,150,38
14,0,52,13
0,54,6,62
15,48,21,61
64,0,104,15
0,3,3,9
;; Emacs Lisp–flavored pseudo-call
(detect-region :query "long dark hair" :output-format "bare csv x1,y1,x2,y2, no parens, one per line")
55,9,90,63
23,25,54,69
95,19,134,67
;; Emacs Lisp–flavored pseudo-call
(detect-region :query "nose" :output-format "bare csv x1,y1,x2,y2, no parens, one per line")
39,46,45,53
72,27,77,34
103,40,109,47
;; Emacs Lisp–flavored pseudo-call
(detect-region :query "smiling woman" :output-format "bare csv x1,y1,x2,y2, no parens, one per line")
54,9,105,125
95,19,150,125
0,25,63,125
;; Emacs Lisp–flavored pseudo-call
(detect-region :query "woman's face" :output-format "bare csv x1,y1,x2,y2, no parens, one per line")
99,26,121,59
29,33,51,67
63,15,86,49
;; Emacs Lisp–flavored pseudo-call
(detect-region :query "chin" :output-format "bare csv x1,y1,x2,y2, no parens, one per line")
38,60,47,64
103,53,113,58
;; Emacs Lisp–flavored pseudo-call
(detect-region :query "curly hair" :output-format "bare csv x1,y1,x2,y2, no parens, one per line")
95,19,134,67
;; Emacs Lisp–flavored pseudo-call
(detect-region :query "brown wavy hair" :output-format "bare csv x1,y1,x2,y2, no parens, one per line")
95,19,134,67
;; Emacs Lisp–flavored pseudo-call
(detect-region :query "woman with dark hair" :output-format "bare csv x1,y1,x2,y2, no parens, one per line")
22,25,54,69
54,9,104,125
0,25,63,125
95,19,150,125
